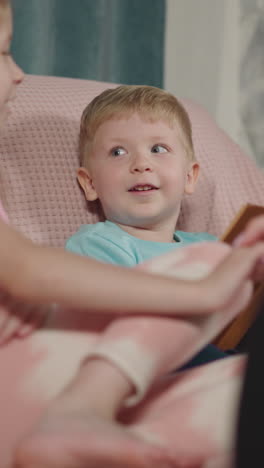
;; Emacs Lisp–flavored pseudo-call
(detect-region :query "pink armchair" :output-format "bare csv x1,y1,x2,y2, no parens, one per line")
1,74,264,349
1,74,264,245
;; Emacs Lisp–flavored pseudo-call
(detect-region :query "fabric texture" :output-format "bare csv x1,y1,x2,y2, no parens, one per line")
0,74,263,249
65,220,216,266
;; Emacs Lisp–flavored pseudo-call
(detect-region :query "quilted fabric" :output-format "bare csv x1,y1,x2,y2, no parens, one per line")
0,74,263,246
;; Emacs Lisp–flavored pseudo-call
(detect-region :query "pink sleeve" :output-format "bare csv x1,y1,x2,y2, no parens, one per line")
0,198,9,223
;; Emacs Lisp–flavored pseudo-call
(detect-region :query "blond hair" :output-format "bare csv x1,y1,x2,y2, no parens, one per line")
0,0,10,26
79,85,195,166
0,0,10,7
0,0,10,12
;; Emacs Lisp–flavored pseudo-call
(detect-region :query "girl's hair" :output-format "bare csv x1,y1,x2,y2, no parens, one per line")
0,0,10,10
79,85,195,166
0,0,10,24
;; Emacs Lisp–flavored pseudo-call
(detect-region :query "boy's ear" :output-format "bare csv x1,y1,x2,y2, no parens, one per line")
184,162,200,195
77,167,98,201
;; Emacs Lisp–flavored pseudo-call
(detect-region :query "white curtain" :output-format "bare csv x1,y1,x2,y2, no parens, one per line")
240,0,264,167
164,0,264,168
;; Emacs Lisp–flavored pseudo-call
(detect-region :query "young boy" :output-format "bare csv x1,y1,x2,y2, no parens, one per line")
66,84,227,371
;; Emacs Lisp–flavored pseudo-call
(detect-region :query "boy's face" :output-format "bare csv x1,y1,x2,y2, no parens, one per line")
78,112,199,233
0,6,24,127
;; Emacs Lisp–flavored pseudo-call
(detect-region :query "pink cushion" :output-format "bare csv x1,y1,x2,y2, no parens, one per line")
0,74,263,246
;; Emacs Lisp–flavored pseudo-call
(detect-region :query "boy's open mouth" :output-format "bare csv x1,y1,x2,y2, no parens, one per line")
128,184,158,192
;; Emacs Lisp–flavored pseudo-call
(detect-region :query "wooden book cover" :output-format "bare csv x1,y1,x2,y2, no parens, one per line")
213,204,264,350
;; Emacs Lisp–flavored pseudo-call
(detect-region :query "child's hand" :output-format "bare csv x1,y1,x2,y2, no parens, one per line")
234,215,264,247
233,215,264,282
0,291,49,345
203,242,264,313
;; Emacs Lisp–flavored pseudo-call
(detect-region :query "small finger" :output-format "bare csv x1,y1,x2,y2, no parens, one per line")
0,315,21,345
0,305,8,330
252,257,264,283
17,322,35,338
17,305,50,337
0,290,10,330
233,216,264,247
17,313,42,337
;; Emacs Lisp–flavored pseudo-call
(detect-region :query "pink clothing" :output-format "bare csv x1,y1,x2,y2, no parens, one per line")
0,197,8,223
0,241,246,467
84,241,247,406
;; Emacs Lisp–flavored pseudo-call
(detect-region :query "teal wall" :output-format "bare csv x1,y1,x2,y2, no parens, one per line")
11,0,165,87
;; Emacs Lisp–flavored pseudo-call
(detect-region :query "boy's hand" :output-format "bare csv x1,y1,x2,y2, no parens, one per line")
0,291,49,345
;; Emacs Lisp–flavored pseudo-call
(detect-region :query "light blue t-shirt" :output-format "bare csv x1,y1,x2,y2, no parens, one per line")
66,220,216,266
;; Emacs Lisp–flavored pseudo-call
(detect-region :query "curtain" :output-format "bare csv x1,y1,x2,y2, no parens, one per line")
164,0,240,148
11,0,165,88
240,0,264,167
164,0,264,168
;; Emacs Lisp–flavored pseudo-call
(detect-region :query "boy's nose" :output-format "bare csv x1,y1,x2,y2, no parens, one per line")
130,153,153,173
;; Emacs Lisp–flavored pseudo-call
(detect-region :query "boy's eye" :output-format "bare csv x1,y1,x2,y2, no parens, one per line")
151,144,168,154
111,147,126,157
